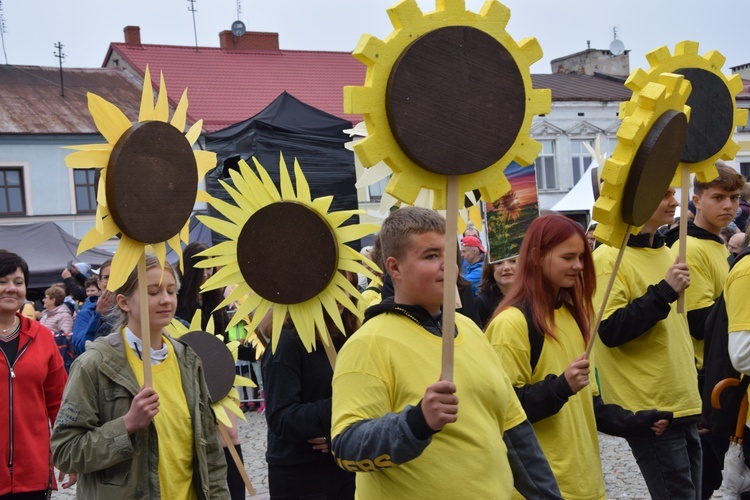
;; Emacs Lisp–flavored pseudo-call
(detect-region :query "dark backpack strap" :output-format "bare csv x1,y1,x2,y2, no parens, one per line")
519,305,544,372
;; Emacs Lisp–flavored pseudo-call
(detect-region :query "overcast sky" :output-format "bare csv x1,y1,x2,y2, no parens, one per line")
2,0,749,76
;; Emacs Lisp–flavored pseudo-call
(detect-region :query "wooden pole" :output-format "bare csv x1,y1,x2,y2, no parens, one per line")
440,176,460,382
137,254,153,388
585,226,632,359
677,165,690,314
217,423,257,496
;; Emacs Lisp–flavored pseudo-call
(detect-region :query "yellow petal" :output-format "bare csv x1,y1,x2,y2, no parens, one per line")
154,72,169,122
189,310,203,331
186,119,203,146
88,93,132,145
289,305,316,352
197,240,236,257
221,398,247,421
62,143,112,152
279,153,295,201
202,266,244,293
213,402,231,427
108,237,145,291
77,216,119,254
271,305,287,353
195,150,216,180
171,88,189,132
166,233,184,274
198,215,240,241
139,66,155,122
252,157,281,202
335,223,380,244
294,159,311,203
319,292,347,337
312,196,333,214
233,375,256,387
65,150,111,169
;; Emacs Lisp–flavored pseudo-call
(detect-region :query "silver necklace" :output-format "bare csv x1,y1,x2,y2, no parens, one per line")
0,317,17,333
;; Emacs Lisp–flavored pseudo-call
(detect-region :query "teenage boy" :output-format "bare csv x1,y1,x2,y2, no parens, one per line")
669,163,745,498
331,206,561,499
593,188,701,498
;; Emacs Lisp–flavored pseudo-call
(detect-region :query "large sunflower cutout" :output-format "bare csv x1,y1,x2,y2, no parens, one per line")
593,73,691,247
64,66,216,289
197,155,379,353
622,41,747,183
165,311,255,428
345,0,551,208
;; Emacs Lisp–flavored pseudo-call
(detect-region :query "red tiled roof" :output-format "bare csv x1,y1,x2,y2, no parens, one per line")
0,65,142,134
108,37,634,134
108,42,366,132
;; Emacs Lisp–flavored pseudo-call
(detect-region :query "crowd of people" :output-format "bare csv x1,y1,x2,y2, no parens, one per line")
2,161,750,499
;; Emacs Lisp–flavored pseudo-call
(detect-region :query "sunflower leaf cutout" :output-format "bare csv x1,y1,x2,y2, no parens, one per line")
197,154,379,353
165,311,255,427
345,0,551,208
64,66,216,290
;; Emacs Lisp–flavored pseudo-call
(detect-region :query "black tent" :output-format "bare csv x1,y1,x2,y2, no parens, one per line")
205,92,359,248
0,222,113,289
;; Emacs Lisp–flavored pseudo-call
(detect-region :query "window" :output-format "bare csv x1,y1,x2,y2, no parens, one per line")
368,175,390,202
570,139,593,185
74,169,99,213
0,167,25,216
740,162,750,180
534,140,557,190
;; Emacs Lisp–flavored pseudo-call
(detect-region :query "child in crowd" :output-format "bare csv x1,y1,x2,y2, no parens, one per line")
52,255,229,498
331,206,561,499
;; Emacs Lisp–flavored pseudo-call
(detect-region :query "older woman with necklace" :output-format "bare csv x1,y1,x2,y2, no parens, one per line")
0,250,73,499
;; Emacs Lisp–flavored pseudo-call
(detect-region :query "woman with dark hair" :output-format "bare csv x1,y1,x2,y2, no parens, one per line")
485,214,669,499
475,256,516,329
176,241,228,334
0,250,74,498
51,255,228,498
262,272,358,500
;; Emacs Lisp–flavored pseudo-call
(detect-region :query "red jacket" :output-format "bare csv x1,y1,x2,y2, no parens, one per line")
0,313,67,495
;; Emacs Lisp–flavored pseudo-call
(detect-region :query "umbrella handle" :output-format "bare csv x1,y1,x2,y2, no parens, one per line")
737,395,749,442
712,378,750,442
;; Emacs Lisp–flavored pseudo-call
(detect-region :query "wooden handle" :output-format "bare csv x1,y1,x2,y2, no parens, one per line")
218,423,257,496
322,328,337,371
585,226,632,359
137,255,153,388
677,166,689,314
440,176,460,382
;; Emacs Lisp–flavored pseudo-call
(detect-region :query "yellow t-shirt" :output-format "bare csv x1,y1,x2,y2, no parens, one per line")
671,234,730,368
594,243,700,418
332,312,525,500
357,277,383,315
486,306,605,500
725,256,750,424
125,335,197,500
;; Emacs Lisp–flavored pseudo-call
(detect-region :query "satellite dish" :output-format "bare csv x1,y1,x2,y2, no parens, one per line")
610,39,625,56
231,20,246,37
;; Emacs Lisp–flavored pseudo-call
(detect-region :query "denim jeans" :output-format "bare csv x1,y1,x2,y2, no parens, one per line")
626,420,702,500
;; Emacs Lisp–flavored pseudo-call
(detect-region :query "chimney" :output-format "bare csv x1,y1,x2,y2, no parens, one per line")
219,31,280,51
124,26,141,46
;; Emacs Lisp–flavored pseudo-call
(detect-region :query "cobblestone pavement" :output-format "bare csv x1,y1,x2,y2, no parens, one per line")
53,414,730,499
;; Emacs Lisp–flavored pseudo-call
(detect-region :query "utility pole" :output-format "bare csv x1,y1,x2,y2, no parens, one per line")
187,0,198,52
53,42,65,97
0,1,8,65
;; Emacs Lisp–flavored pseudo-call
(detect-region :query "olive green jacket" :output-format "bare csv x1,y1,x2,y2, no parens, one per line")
51,331,229,499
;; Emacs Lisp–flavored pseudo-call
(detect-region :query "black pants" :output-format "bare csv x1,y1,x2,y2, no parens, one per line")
225,444,246,500
0,492,48,500
268,459,355,500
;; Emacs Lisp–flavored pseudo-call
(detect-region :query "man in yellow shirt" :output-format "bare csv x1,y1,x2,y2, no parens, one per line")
331,207,561,499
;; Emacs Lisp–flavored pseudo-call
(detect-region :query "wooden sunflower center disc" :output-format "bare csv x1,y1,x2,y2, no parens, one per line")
386,25,526,175
107,121,198,243
623,109,688,226
236,202,338,305
674,68,734,164
180,330,235,402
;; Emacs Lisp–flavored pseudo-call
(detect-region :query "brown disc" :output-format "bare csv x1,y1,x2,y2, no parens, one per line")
236,201,338,304
386,25,526,175
180,330,236,402
106,121,198,243
673,68,734,164
622,109,688,226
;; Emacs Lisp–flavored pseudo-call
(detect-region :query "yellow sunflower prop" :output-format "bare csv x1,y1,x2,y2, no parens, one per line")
165,311,255,428
623,41,747,183
197,155,379,353
64,66,216,290
594,73,692,247
345,0,551,208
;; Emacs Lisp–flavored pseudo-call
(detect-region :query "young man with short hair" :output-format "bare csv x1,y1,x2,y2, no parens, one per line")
668,162,745,498
331,206,560,499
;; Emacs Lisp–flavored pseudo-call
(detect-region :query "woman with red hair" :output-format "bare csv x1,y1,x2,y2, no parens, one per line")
486,214,669,499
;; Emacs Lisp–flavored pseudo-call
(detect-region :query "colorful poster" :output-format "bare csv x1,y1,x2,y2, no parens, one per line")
484,162,539,263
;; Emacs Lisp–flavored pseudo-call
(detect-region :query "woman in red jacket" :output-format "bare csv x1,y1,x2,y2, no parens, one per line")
0,250,74,499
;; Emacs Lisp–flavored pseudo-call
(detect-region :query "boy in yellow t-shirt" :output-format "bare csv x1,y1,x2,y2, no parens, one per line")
331,206,561,499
